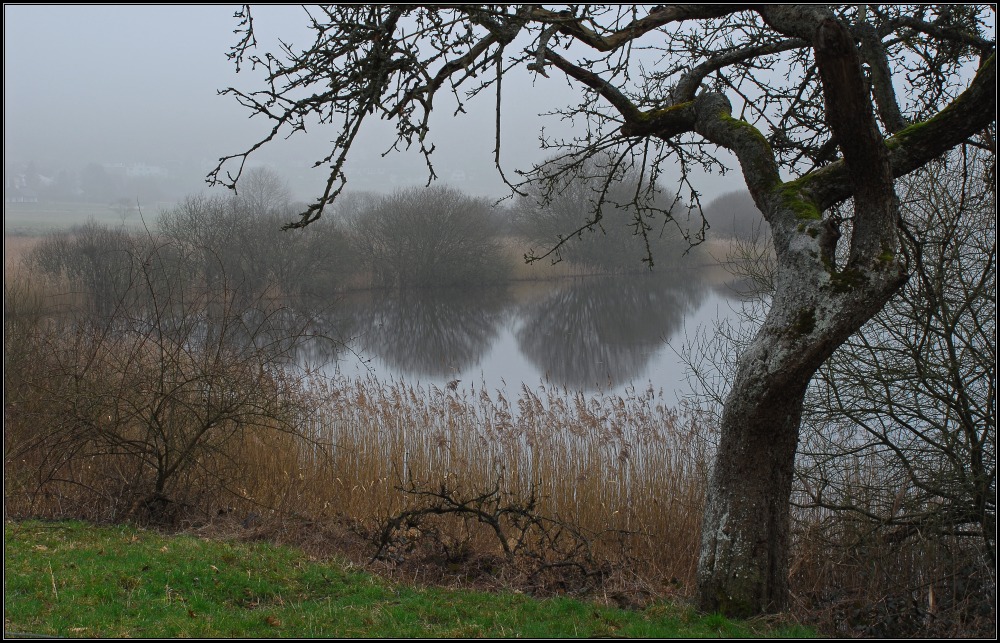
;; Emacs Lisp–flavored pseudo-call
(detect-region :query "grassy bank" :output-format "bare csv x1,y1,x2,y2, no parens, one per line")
4,520,815,639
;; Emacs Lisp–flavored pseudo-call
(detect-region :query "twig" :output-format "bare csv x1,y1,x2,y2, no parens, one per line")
48,561,58,600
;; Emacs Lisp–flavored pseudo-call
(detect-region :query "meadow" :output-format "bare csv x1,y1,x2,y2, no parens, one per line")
5,520,818,638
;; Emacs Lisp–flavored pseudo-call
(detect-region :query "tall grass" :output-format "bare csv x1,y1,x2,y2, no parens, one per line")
295,376,712,587
4,253,713,595
6,366,712,596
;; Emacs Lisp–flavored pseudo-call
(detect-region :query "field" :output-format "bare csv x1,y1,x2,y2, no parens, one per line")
3,200,174,235
4,520,816,638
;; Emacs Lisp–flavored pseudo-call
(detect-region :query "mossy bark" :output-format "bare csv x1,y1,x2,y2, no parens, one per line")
689,16,910,616
694,221,905,616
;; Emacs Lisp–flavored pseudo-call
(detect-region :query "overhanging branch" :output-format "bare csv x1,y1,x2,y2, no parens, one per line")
804,53,996,210
528,5,748,52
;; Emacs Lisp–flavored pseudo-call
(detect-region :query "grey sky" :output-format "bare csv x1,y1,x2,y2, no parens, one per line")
5,6,247,162
4,5,737,203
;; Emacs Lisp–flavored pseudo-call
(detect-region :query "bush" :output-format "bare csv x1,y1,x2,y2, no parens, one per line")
26,220,145,318
513,156,698,273
346,185,509,288
6,232,322,526
701,191,770,242
157,169,358,299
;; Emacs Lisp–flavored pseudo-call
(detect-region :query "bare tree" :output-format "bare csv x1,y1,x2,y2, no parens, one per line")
158,177,356,298
347,185,508,288
211,5,995,615
233,166,293,218
514,153,693,272
685,144,996,631
8,230,318,526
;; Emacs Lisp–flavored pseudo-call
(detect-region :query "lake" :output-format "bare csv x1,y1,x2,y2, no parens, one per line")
302,268,746,406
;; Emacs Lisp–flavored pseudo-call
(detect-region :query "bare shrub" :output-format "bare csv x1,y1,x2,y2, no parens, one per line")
346,185,509,288
26,221,141,318
790,148,996,637
157,170,357,299
372,476,622,596
5,232,324,526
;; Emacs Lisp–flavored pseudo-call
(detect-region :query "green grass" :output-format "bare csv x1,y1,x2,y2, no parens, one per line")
4,520,817,638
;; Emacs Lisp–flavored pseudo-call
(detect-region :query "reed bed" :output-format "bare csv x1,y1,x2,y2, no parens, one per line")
230,373,715,595
5,286,714,593
8,332,991,632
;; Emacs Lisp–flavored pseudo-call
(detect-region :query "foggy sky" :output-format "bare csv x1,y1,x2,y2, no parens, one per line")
4,5,736,203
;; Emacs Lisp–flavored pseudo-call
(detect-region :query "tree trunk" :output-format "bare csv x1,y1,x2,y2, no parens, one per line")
691,186,907,614
692,13,915,616
696,363,808,616
691,182,910,614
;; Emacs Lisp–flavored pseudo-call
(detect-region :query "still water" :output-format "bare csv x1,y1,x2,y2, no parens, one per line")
304,269,744,406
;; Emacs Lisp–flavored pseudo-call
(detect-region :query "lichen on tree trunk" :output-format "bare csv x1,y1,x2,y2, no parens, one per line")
697,388,804,616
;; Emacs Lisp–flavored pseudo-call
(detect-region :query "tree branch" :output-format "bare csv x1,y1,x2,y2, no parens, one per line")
813,16,896,265
528,5,749,52
854,21,907,134
804,54,996,210
886,13,996,56
543,48,642,122
672,38,809,103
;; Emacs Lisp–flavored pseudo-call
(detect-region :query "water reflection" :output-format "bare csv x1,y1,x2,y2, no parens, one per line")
286,270,723,396
516,271,707,388
291,302,360,368
346,288,514,377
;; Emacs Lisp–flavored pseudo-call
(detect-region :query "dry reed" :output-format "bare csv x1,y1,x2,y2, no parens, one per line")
242,374,715,595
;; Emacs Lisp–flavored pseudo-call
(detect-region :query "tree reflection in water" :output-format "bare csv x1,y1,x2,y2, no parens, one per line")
347,287,514,377
292,271,716,394
517,271,707,388
288,301,361,369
